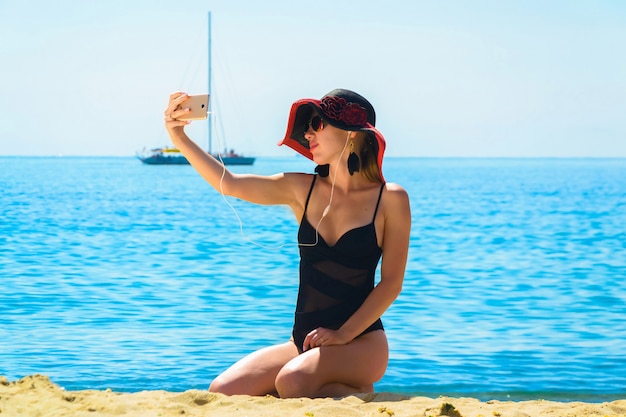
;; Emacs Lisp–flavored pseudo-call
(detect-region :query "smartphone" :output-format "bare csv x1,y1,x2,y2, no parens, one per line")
176,94,209,120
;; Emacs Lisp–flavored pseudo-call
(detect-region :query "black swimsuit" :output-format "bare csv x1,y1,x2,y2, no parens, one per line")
292,175,385,353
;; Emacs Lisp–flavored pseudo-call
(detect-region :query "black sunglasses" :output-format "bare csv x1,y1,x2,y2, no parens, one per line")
305,115,325,133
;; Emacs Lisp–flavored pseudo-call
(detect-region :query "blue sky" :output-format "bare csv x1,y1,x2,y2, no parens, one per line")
0,0,624,157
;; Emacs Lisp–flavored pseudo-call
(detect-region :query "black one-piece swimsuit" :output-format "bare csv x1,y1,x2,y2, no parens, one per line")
292,174,385,353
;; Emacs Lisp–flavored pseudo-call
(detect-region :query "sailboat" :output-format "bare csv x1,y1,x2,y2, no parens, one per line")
137,12,255,166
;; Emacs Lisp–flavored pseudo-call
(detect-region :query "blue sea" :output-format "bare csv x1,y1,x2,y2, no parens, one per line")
1,156,625,402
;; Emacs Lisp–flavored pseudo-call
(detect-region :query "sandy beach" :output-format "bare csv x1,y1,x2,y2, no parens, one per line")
1,375,624,417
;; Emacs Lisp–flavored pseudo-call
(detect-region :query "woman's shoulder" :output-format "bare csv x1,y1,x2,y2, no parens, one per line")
281,172,316,198
283,172,315,186
382,182,408,197
381,182,410,212
279,173,316,216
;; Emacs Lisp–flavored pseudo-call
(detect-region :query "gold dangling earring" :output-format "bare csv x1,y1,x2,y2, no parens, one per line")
347,141,360,175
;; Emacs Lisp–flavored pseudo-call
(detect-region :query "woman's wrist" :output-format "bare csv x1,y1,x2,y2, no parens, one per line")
169,129,192,148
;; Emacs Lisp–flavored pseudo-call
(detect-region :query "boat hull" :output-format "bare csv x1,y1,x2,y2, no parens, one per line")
218,156,255,165
137,153,255,166
138,155,190,165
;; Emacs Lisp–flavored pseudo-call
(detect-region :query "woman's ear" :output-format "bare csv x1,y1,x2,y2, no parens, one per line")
349,131,357,139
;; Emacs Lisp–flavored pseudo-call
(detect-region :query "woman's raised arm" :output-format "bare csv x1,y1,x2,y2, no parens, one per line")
164,92,297,207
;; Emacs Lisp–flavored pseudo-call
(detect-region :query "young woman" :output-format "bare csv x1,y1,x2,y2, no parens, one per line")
164,89,411,398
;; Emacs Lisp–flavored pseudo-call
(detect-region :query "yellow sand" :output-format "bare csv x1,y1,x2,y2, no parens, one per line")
1,375,625,417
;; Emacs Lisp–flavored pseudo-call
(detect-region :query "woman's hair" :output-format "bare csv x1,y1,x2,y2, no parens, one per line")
356,132,383,183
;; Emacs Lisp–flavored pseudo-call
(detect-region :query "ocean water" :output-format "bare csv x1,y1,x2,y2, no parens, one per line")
1,156,625,402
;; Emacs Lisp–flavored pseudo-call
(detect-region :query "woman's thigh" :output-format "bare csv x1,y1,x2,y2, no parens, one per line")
275,330,389,398
209,341,299,396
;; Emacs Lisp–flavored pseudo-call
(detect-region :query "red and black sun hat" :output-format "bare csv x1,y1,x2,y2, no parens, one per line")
278,89,386,182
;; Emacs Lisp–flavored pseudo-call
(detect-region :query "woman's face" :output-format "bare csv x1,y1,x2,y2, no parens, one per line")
304,113,349,165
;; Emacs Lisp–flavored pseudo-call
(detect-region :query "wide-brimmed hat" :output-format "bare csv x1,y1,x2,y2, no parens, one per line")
278,89,386,181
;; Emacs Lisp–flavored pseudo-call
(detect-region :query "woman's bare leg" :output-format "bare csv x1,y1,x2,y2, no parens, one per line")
209,341,299,396
274,330,388,398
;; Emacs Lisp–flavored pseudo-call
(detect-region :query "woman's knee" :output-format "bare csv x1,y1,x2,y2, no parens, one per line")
208,375,235,395
274,363,311,398
209,371,257,396
275,364,375,399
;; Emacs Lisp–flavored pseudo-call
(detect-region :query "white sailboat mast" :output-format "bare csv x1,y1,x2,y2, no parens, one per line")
207,11,213,154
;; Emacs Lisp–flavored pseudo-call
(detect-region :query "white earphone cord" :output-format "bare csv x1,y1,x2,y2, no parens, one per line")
299,131,351,247
216,129,351,250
